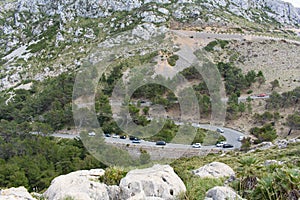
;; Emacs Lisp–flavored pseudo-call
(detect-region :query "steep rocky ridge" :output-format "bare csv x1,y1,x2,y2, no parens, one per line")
1,0,300,91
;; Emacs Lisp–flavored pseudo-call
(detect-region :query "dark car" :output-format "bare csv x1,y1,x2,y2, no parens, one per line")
120,135,126,139
223,144,234,148
105,133,111,137
156,141,166,145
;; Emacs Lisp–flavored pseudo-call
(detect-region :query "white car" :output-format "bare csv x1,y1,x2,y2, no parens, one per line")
112,134,120,138
216,128,224,133
192,143,201,148
216,141,227,147
88,132,96,136
238,136,245,141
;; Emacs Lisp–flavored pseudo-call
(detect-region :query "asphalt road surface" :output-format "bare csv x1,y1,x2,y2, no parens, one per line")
51,120,245,150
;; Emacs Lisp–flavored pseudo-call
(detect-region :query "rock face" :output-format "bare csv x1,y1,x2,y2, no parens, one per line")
204,186,245,200
0,186,36,200
192,162,235,178
43,169,108,200
119,164,186,200
1,0,300,92
43,165,185,200
2,0,300,25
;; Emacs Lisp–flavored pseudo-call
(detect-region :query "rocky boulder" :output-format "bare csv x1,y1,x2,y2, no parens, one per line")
0,186,36,200
204,186,245,200
43,169,108,200
119,164,186,199
275,138,300,149
43,165,185,200
192,162,235,178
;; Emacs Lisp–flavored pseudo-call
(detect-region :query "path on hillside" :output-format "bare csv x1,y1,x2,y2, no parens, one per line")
173,30,300,45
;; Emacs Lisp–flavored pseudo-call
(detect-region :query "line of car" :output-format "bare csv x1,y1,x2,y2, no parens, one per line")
102,127,240,149
104,134,167,146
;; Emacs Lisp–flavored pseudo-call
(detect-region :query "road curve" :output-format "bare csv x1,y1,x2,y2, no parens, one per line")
51,121,245,150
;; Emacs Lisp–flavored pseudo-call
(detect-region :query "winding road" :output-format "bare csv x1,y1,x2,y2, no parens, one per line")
51,120,245,150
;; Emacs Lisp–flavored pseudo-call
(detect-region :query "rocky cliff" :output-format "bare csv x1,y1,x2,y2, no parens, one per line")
2,0,300,25
0,0,300,90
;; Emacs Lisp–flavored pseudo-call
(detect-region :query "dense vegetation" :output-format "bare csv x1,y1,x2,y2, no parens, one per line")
204,40,229,52
0,131,104,192
217,62,264,95
0,73,74,132
266,87,300,110
250,123,278,143
0,72,106,192
172,143,300,200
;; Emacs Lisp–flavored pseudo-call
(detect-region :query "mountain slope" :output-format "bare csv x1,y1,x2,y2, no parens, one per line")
0,0,300,90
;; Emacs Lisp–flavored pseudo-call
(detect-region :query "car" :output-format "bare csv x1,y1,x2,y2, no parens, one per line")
223,144,234,148
120,135,126,139
132,139,141,143
257,93,267,97
88,132,96,136
192,143,201,148
216,128,224,133
104,133,111,137
216,141,227,147
238,136,245,141
112,134,120,138
129,135,136,140
156,141,166,145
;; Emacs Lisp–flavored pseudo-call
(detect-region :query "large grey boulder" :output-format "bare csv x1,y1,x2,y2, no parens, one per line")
192,162,235,178
0,186,36,200
119,164,186,200
204,186,245,200
42,165,185,200
43,169,109,200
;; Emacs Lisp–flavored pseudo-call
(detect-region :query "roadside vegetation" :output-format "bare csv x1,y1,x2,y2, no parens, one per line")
171,143,300,200
0,133,104,192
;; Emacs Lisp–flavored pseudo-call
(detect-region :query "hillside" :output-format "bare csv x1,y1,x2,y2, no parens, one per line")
1,0,300,90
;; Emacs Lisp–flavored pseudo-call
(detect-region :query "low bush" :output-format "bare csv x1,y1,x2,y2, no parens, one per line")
99,166,127,186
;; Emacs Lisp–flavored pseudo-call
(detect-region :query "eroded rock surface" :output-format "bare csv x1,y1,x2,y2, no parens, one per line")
192,162,235,178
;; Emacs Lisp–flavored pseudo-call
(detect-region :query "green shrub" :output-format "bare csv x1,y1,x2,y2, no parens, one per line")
250,167,299,200
179,177,224,200
204,40,229,52
250,123,277,143
202,131,225,145
148,119,178,142
191,129,206,144
204,40,218,52
99,167,127,186
167,54,179,66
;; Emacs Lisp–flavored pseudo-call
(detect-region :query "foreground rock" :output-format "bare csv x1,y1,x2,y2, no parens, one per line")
192,162,235,178
43,165,185,200
43,169,108,200
0,186,36,200
204,186,245,200
119,164,186,200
